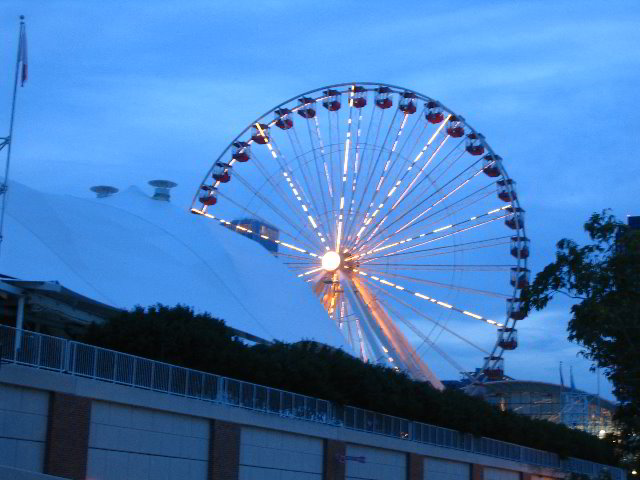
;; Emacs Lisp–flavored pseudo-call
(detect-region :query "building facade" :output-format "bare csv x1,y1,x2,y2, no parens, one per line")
479,381,616,437
0,325,624,480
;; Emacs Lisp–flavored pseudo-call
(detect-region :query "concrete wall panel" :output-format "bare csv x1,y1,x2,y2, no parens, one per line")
485,467,520,480
0,384,49,472
239,426,323,480
345,444,406,480
424,457,470,480
86,401,209,480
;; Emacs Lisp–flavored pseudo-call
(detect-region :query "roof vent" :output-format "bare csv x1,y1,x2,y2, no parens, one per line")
148,180,177,202
90,185,119,198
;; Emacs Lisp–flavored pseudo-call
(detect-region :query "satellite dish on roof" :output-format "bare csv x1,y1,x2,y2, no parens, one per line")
90,186,119,198
148,180,177,202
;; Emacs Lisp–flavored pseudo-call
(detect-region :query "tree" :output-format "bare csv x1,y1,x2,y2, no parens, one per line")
523,210,640,470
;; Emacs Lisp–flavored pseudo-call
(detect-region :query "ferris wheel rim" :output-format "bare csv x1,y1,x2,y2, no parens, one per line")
191,82,528,385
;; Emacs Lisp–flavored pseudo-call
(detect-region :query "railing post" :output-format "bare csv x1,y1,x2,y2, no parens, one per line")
150,361,155,390
36,334,42,368
92,346,97,378
132,356,137,386
252,383,256,410
72,342,78,374
60,339,66,372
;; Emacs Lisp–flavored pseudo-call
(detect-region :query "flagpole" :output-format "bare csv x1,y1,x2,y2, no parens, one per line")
0,15,26,257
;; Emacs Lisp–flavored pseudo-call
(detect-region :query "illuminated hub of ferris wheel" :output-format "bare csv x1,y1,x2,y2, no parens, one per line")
191,83,529,388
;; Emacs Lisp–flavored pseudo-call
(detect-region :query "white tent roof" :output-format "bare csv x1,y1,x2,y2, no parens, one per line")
1,181,350,350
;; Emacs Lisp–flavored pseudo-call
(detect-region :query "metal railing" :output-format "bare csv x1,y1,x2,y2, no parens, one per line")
0,325,625,480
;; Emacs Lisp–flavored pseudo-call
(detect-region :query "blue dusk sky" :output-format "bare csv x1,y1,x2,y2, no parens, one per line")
1,1,639,401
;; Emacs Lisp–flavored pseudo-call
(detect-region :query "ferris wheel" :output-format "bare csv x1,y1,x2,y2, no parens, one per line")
191,82,529,388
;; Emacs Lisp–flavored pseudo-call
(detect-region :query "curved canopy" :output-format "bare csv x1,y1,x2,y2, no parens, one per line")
1,181,352,351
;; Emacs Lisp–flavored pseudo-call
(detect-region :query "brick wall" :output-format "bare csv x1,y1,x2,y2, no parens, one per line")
43,392,91,480
408,453,423,480
472,464,485,480
209,419,241,480
324,439,346,480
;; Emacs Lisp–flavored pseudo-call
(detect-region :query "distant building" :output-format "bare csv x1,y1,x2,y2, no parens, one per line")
229,218,280,253
477,380,616,437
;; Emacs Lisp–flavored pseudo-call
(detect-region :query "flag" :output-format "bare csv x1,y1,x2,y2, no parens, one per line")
19,23,27,87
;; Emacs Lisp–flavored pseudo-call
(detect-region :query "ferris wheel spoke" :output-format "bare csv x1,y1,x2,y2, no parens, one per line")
357,263,512,272
366,280,488,361
342,107,368,244
305,116,338,247
390,131,453,213
351,207,511,262
282,129,327,235
240,150,314,230
346,131,392,246
351,112,409,245
354,126,453,248
351,141,468,253
345,104,386,242
357,236,512,263
365,184,497,253
265,135,333,246
386,139,468,224
384,313,476,381
191,203,322,260
349,108,401,235
350,267,504,327
334,91,360,253
291,125,331,230
279,252,320,263
357,163,488,253
324,105,339,246
347,273,443,385
357,268,510,299
222,171,323,252
347,112,434,249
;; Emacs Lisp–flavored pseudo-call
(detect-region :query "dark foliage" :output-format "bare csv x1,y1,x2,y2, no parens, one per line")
83,303,618,465
522,211,640,471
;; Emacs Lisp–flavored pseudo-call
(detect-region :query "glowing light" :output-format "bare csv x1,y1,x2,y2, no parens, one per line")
280,242,306,253
321,251,341,271
343,138,350,175
301,267,323,276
